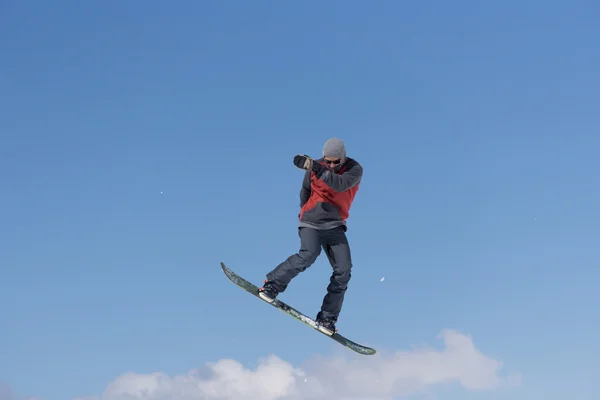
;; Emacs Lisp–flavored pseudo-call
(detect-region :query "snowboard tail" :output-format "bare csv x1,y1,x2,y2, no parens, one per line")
220,261,376,355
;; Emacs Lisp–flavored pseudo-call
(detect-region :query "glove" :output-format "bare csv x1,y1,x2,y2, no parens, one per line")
293,154,313,170
293,154,325,175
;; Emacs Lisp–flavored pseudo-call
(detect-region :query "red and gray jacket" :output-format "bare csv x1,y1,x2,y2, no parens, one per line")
298,157,362,230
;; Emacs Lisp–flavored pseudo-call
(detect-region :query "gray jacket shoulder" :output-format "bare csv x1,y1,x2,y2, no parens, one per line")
318,157,362,192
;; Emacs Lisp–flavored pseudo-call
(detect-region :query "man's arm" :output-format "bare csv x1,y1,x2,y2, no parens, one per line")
299,170,311,206
317,160,362,192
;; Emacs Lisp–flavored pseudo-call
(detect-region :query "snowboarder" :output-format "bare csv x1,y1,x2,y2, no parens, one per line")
258,137,363,336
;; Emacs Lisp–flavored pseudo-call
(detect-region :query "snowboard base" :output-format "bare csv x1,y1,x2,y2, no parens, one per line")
220,261,376,355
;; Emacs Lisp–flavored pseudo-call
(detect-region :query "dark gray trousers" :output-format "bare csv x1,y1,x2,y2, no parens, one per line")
266,226,352,320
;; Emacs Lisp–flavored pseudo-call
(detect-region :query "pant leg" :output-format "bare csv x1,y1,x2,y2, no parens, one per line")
319,226,353,319
266,227,322,292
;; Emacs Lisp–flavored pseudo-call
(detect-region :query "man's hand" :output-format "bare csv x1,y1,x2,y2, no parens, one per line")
293,154,313,170
293,154,325,175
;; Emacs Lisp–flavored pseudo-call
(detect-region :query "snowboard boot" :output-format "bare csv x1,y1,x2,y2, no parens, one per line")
316,312,338,336
258,280,278,303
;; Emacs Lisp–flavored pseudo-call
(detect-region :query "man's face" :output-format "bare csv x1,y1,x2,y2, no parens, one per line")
324,156,343,171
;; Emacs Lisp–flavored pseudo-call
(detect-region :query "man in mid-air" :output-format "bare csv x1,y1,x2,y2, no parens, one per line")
258,137,363,335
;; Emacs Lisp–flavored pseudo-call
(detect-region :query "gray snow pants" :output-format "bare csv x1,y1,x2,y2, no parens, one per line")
266,226,352,320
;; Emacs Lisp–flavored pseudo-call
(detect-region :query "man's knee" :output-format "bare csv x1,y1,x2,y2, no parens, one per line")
298,246,320,267
284,241,320,275
326,249,351,287
296,227,322,269
327,242,352,278
333,264,351,286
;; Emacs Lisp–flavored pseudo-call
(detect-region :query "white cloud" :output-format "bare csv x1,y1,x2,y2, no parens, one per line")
0,383,14,400
0,383,40,400
77,329,519,400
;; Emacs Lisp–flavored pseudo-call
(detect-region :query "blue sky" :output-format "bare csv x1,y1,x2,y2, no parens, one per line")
1,1,599,399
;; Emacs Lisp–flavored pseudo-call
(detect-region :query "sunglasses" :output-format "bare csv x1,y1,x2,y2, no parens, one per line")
324,158,342,165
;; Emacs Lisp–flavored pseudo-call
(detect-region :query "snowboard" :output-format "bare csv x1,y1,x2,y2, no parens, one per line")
220,261,376,355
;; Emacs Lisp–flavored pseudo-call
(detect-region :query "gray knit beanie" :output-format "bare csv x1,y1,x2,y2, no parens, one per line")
322,137,346,159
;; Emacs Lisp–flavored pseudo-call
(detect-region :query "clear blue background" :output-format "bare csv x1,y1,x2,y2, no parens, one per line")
1,1,599,399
